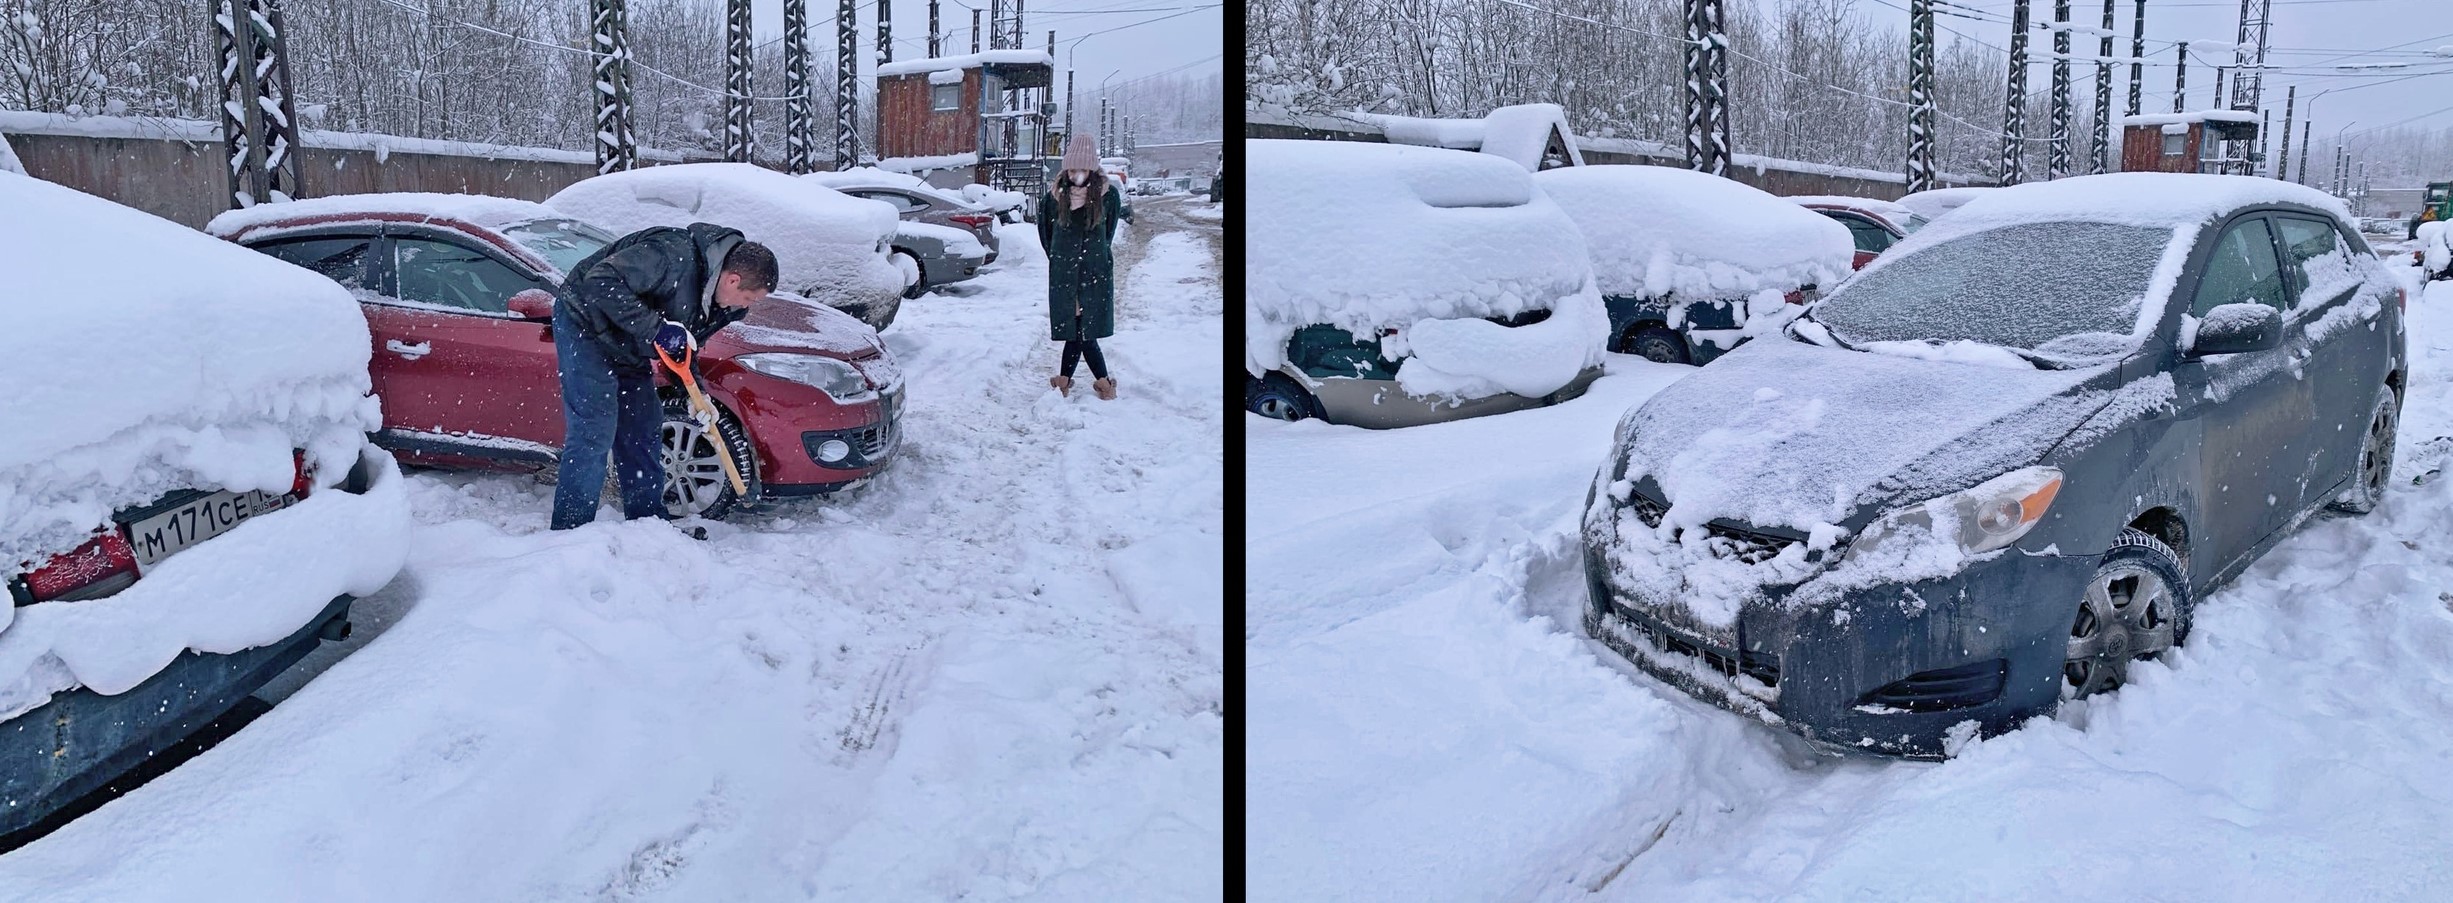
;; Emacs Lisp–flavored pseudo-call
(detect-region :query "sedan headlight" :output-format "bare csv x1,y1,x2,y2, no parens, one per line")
734,352,873,402
1844,466,2063,563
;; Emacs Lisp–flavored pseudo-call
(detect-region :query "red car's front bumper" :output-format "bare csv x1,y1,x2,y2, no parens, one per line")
702,362,901,494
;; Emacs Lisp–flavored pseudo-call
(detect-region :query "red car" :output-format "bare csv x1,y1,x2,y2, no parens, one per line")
1788,196,1929,270
208,193,905,519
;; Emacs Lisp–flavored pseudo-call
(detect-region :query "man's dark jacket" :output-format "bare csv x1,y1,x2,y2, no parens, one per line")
559,222,750,372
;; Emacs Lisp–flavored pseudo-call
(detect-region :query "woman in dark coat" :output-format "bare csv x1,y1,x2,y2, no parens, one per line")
1039,133,1129,400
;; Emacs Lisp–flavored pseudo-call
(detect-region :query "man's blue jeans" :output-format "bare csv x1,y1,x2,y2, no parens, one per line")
551,304,667,529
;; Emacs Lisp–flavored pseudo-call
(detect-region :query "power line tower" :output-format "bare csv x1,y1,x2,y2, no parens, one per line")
589,0,637,174
877,0,892,65
2225,0,2273,175
928,0,942,56
2001,0,2031,185
724,0,754,163
1683,0,1730,177
1906,0,1937,192
2048,0,2072,180
2125,0,2145,118
2170,41,2187,113
212,0,304,207
836,0,859,169
2091,0,2114,173
785,0,815,173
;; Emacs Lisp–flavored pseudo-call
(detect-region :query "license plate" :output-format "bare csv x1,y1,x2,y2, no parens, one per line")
125,489,298,573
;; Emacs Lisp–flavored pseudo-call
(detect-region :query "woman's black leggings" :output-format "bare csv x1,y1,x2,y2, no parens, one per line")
1061,339,1109,379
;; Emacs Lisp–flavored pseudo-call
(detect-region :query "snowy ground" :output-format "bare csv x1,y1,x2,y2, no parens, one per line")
0,199,1222,900
1250,257,2453,901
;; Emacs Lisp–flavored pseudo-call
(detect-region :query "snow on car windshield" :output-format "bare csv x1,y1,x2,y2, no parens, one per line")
1810,221,2169,359
501,218,614,277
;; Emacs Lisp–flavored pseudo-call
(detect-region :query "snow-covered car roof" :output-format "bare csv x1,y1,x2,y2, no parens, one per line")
1785,195,1921,232
1906,173,2350,243
0,171,380,567
800,168,982,209
1893,186,1994,222
545,163,904,305
205,191,563,240
1246,139,1595,340
1534,165,1854,299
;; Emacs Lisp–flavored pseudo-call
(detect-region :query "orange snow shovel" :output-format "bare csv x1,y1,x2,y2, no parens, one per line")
656,341,749,497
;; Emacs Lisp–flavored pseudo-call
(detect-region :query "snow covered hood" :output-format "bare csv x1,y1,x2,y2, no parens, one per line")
1536,165,1854,299
0,172,381,565
544,163,903,304
715,292,889,360
206,191,563,240
1617,337,2117,534
1245,139,1594,345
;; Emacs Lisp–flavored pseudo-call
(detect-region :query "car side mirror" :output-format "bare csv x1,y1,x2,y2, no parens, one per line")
508,289,556,321
2189,302,2283,356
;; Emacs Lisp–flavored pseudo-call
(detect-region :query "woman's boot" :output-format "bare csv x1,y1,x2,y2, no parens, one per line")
1093,377,1118,401
1050,374,1073,396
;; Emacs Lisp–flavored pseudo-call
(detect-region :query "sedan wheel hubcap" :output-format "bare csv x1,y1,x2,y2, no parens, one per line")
2064,564,2177,700
661,420,729,516
2364,406,2396,496
1257,396,1303,421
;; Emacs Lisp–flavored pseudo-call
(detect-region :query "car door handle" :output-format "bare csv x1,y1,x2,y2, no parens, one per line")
386,340,432,359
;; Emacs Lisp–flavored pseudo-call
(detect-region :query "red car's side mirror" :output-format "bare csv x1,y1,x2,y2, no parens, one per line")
508,289,556,321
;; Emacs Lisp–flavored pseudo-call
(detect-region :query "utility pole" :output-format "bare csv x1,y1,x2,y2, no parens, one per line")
2276,85,2295,182
1684,0,1731,176
837,0,859,169
2049,0,2072,180
2296,119,2310,184
2001,0,2031,184
2092,0,2114,173
2228,0,2273,176
1065,68,1075,142
877,0,892,65
2258,108,2270,177
928,0,942,56
211,0,304,206
2126,0,2145,117
1907,0,1937,192
588,0,636,175
785,0,814,173
724,0,753,163
2171,41,2187,113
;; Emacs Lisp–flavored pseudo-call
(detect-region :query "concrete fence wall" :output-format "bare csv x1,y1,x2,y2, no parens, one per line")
6,132,610,230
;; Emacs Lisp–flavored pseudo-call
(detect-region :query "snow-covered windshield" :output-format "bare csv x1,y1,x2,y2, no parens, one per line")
1808,221,2168,359
502,218,616,276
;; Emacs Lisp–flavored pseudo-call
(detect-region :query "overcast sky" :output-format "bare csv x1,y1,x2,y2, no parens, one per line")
1826,0,2453,142
748,0,1224,101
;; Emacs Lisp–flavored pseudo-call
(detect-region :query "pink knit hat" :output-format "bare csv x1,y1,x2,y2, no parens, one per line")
1059,133,1099,173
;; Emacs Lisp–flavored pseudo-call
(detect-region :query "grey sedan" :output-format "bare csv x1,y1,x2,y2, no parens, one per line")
1582,176,2406,757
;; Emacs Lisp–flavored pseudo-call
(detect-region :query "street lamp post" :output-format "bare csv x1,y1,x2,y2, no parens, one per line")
2334,120,2358,196
1098,69,1122,156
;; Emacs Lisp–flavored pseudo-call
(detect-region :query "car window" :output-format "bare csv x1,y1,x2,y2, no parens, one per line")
499,218,614,277
2191,218,2287,316
392,237,537,314
886,192,931,213
255,236,372,289
2273,216,2357,310
1839,216,1894,253
1810,221,2169,360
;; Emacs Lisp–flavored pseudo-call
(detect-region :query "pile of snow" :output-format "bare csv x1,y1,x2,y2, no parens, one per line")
1535,165,1853,300
206,191,562,241
2419,220,2451,276
1362,102,1582,173
1245,139,1605,395
1893,185,1995,221
878,152,979,174
959,182,1028,213
0,171,408,715
544,163,904,309
1392,294,1610,400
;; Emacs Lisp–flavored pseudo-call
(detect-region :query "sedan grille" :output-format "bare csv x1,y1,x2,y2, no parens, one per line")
1626,494,1803,565
1603,597,1782,688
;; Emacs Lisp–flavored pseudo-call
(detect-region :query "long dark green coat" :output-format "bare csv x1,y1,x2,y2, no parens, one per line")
1038,187,1127,341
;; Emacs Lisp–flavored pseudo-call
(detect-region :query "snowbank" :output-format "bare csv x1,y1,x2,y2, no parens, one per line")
544,163,904,309
1245,139,1600,380
1535,165,1854,300
2419,220,2450,276
874,49,1052,78
0,171,384,569
1393,290,1610,400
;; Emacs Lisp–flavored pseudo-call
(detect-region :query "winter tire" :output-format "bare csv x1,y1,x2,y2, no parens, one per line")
2330,389,2399,515
1622,325,1691,365
2062,528,2191,701
1245,373,1323,422
660,395,759,521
